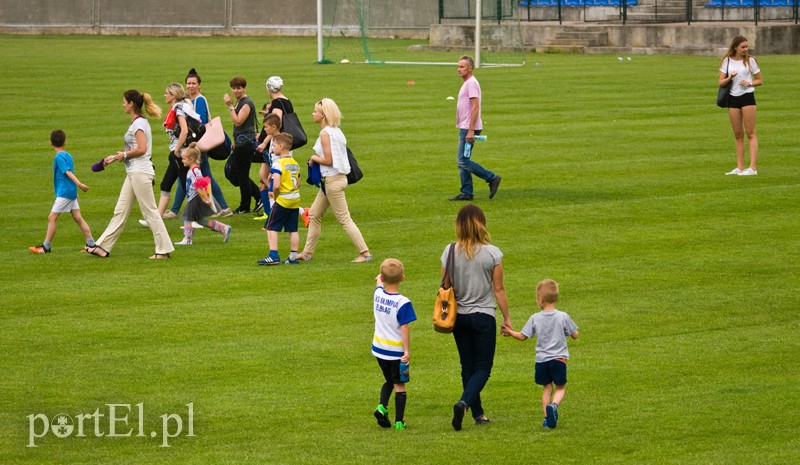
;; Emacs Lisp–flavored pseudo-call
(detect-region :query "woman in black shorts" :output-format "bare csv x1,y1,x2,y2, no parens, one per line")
719,35,762,176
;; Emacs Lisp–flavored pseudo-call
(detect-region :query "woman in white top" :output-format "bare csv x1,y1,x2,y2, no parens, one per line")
297,98,372,262
86,90,175,259
156,82,202,216
165,68,232,218
719,36,762,176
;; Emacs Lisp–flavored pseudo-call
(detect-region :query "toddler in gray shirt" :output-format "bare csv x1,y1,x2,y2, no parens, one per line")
502,279,579,429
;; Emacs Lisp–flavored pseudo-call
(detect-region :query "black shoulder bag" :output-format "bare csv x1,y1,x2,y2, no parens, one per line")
276,99,308,150
717,58,732,108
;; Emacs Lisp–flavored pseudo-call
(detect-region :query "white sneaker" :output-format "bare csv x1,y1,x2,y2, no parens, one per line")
173,239,192,246
725,168,744,175
138,219,149,228
191,221,204,229
738,168,757,176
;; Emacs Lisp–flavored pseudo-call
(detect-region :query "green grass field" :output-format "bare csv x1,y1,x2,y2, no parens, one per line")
1,35,798,464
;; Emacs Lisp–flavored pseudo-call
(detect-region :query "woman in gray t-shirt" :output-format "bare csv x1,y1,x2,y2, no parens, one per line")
443,204,511,431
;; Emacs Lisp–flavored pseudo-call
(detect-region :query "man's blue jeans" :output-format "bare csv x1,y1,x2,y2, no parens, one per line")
457,129,496,196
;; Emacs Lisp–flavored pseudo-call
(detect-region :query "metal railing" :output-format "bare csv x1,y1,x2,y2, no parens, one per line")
439,0,519,23
511,0,798,24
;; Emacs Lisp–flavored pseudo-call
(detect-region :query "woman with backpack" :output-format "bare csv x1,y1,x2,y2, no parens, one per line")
138,82,204,228
165,69,233,218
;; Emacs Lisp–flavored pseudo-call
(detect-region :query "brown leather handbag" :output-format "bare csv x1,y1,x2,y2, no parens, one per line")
433,243,458,333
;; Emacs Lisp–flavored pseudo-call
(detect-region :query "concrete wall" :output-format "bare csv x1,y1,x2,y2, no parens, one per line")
0,0,438,36
433,22,800,54
0,0,320,35
1,1,797,53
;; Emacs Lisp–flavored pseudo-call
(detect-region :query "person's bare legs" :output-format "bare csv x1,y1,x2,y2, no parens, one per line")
741,105,758,171
541,383,553,418
552,384,567,407
44,212,59,244
157,193,171,217
728,107,745,171
70,209,93,243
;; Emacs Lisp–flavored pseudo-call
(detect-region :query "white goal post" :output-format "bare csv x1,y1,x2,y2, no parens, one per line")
316,0,525,68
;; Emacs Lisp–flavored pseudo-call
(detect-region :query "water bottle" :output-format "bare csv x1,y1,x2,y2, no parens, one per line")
463,141,472,159
399,361,410,383
463,135,486,159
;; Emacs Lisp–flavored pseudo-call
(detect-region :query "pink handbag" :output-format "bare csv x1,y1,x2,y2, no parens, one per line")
197,116,225,152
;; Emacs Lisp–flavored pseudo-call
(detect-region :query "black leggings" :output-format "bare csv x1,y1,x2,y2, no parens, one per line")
232,142,260,211
160,151,188,194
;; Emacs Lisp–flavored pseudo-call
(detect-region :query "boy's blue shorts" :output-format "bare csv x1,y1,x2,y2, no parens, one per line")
535,358,568,386
266,204,299,233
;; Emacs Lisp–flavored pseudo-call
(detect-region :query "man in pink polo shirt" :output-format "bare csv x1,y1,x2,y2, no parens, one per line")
450,55,501,201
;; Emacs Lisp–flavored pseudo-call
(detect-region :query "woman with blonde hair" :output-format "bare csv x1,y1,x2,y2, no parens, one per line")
156,82,202,217
86,89,174,259
719,35,762,176
166,68,232,218
444,204,510,430
296,98,372,262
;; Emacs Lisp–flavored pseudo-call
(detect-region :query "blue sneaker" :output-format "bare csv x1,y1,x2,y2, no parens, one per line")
545,403,558,429
283,258,299,265
257,256,282,266
543,418,550,429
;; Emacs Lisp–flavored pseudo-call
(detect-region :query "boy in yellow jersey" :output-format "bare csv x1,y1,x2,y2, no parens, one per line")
257,133,301,265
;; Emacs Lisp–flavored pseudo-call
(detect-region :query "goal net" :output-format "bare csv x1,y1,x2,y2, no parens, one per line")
317,0,526,67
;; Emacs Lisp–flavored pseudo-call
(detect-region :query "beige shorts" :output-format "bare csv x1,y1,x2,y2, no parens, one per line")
51,197,80,213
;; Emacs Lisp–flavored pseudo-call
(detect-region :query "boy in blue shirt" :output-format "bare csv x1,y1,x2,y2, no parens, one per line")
29,130,95,254
372,258,416,430
502,279,579,429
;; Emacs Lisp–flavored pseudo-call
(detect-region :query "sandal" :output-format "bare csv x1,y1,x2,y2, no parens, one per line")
351,254,373,263
85,245,109,258
148,253,171,260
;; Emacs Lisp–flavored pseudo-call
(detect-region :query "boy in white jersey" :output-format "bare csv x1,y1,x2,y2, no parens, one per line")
371,258,417,430
502,279,579,429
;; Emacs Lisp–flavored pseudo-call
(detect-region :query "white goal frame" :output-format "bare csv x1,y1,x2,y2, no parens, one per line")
316,0,524,68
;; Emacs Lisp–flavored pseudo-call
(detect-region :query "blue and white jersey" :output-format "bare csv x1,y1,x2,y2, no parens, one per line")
371,286,416,360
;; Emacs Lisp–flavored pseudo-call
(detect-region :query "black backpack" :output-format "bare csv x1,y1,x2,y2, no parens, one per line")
173,113,206,147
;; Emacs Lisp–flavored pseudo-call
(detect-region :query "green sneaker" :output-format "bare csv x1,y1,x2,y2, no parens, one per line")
394,420,406,430
374,405,391,428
